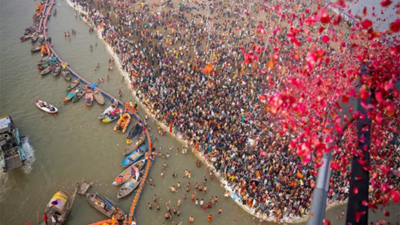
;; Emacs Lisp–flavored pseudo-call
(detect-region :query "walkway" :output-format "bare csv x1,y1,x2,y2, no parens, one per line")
37,1,153,224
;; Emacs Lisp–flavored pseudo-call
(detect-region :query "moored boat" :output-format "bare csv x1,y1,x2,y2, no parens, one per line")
72,88,85,103
123,133,145,156
113,159,146,185
86,193,125,220
126,123,143,144
99,101,118,120
93,90,105,105
121,145,147,167
117,176,141,199
31,33,39,43
0,115,28,172
40,67,52,76
63,87,80,102
38,64,49,71
31,45,42,52
61,69,72,81
66,80,80,91
102,108,122,123
85,89,94,107
53,65,61,76
38,189,77,225
20,34,32,42
35,100,58,114
114,113,131,133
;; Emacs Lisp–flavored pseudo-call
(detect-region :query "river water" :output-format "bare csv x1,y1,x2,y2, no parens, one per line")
0,0,398,225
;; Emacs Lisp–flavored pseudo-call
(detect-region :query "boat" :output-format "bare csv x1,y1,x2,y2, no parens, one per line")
102,108,122,123
66,80,80,91
121,145,147,167
40,67,52,76
99,101,118,120
38,188,78,225
86,193,125,220
124,101,136,116
20,34,32,42
117,176,141,198
113,159,146,185
38,57,50,65
114,113,131,133
37,36,44,44
72,88,85,103
0,115,28,172
38,64,49,71
53,65,61,76
31,33,39,43
31,45,42,52
85,89,94,107
63,87,80,102
126,123,143,144
35,100,58,114
123,133,145,156
62,70,72,81
93,90,105,105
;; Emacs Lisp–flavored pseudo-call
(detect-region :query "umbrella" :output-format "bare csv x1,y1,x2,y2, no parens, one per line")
88,83,98,90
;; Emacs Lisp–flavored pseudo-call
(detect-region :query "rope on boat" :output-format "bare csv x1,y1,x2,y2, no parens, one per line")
40,1,154,224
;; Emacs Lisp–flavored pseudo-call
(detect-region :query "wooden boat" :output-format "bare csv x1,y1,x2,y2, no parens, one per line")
85,89,94,107
121,145,147,167
20,34,32,42
123,133,145,156
124,101,136,116
53,65,61,76
40,67,52,76
31,33,39,43
38,57,50,65
126,123,143,144
113,159,146,185
38,188,78,225
72,88,85,102
66,80,80,91
35,100,58,114
117,176,141,198
38,36,44,43
99,101,118,120
114,113,131,133
38,64,49,71
86,193,125,220
62,70,72,81
31,45,42,52
102,108,122,123
94,90,105,105
63,87,80,102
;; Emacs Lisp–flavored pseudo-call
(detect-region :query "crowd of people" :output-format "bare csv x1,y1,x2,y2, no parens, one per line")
71,0,400,222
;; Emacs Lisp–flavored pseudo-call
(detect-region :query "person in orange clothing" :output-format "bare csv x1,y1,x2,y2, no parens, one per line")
207,214,213,221
189,216,194,223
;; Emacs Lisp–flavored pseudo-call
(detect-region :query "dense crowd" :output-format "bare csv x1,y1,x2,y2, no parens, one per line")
72,0,400,222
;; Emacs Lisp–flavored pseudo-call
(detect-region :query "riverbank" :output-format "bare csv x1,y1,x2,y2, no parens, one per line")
63,0,351,223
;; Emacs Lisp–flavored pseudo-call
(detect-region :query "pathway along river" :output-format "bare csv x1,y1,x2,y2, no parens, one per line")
0,0,398,225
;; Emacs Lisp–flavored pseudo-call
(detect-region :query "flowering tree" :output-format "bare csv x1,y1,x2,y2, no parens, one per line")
262,0,400,222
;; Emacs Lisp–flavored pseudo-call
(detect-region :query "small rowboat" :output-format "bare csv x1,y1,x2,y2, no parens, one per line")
72,88,85,102
117,176,141,199
31,45,42,52
38,64,49,71
62,70,72,81
86,193,125,220
123,133,145,156
85,89,94,107
31,33,39,43
40,67,52,76
121,145,147,167
66,80,80,91
99,101,118,120
113,159,146,185
102,108,122,123
64,87,80,102
94,90,105,105
53,65,61,76
114,113,131,133
38,57,49,65
20,34,32,42
35,100,58,114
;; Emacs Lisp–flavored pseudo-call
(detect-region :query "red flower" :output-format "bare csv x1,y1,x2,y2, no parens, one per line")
381,0,393,7
390,18,400,33
361,19,373,29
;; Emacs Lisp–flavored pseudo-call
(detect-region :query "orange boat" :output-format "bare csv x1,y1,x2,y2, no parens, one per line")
89,217,118,225
114,113,131,133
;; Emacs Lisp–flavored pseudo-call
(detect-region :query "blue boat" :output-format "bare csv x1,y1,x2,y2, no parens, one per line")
121,144,147,167
0,115,28,172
